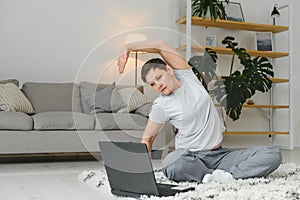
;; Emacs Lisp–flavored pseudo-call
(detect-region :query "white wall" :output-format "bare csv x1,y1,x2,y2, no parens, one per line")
0,0,177,85
1,0,299,148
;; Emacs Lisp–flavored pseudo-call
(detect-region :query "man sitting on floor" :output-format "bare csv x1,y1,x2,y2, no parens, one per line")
117,40,282,183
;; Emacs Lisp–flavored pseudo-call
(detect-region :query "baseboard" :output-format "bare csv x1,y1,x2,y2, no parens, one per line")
0,152,100,163
0,148,167,164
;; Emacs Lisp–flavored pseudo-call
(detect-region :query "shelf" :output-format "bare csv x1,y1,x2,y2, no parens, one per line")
176,16,289,33
242,104,289,109
269,78,289,83
177,46,289,58
215,104,289,109
217,76,289,83
224,131,289,135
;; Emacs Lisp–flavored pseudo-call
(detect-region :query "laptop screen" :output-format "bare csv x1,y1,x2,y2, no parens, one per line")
99,142,159,195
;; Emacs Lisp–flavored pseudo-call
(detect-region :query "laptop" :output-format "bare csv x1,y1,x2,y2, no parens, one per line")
99,141,195,198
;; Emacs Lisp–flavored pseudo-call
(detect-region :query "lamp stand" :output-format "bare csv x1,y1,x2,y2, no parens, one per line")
134,51,138,86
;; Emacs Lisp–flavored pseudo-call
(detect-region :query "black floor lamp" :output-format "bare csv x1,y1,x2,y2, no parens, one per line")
124,34,148,85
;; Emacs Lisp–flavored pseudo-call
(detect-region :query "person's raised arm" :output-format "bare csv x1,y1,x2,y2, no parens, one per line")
118,40,190,74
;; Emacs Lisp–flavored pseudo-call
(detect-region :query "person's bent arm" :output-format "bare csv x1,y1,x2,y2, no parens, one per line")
141,119,163,153
118,40,190,74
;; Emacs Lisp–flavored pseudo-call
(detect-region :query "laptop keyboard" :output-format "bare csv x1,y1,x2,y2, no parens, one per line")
156,184,178,196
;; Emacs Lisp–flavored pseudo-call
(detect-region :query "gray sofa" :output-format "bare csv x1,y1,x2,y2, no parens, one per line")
0,80,173,157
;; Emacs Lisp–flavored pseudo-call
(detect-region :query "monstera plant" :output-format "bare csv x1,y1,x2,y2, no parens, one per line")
192,0,230,21
189,36,274,121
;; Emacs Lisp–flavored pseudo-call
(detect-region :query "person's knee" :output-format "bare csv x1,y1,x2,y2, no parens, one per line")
270,147,282,167
162,150,196,182
162,157,186,181
263,146,282,170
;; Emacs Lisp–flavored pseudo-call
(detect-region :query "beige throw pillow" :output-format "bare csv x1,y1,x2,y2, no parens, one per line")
0,83,34,113
117,87,150,113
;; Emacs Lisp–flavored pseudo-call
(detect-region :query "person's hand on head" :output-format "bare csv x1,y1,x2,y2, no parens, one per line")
118,46,129,74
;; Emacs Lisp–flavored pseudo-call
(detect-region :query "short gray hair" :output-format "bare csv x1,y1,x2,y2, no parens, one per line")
141,58,167,83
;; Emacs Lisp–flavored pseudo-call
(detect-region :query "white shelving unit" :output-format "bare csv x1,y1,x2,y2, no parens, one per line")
177,0,293,149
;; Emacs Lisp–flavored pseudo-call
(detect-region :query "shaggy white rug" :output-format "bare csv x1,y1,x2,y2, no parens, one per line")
78,163,300,200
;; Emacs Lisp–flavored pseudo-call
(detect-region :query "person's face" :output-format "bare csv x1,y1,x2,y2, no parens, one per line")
145,65,177,95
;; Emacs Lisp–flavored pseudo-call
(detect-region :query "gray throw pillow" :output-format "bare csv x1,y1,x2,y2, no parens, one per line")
85,82,125,113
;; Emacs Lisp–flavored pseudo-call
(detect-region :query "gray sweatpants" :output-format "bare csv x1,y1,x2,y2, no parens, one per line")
162,146,282,183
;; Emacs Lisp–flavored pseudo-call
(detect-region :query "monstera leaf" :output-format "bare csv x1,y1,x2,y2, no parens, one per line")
243,57,274,93
188,49,218,86
212,71,255,120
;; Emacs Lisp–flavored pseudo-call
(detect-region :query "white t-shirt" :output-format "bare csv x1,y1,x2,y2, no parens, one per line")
149,69,224,151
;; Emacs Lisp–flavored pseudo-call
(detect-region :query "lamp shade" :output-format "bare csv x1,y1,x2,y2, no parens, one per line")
124,34,148,45
271,4,280,18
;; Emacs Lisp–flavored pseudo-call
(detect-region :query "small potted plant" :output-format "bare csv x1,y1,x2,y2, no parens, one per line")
192,0,230,21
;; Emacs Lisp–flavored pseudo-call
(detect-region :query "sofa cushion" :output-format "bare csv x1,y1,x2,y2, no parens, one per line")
22,82,82,113
117,87,150,113
79,82,144,114
0,111,33,130
32,111,94,130
85,82,125,113
94,113,147,130
0,83,35,113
